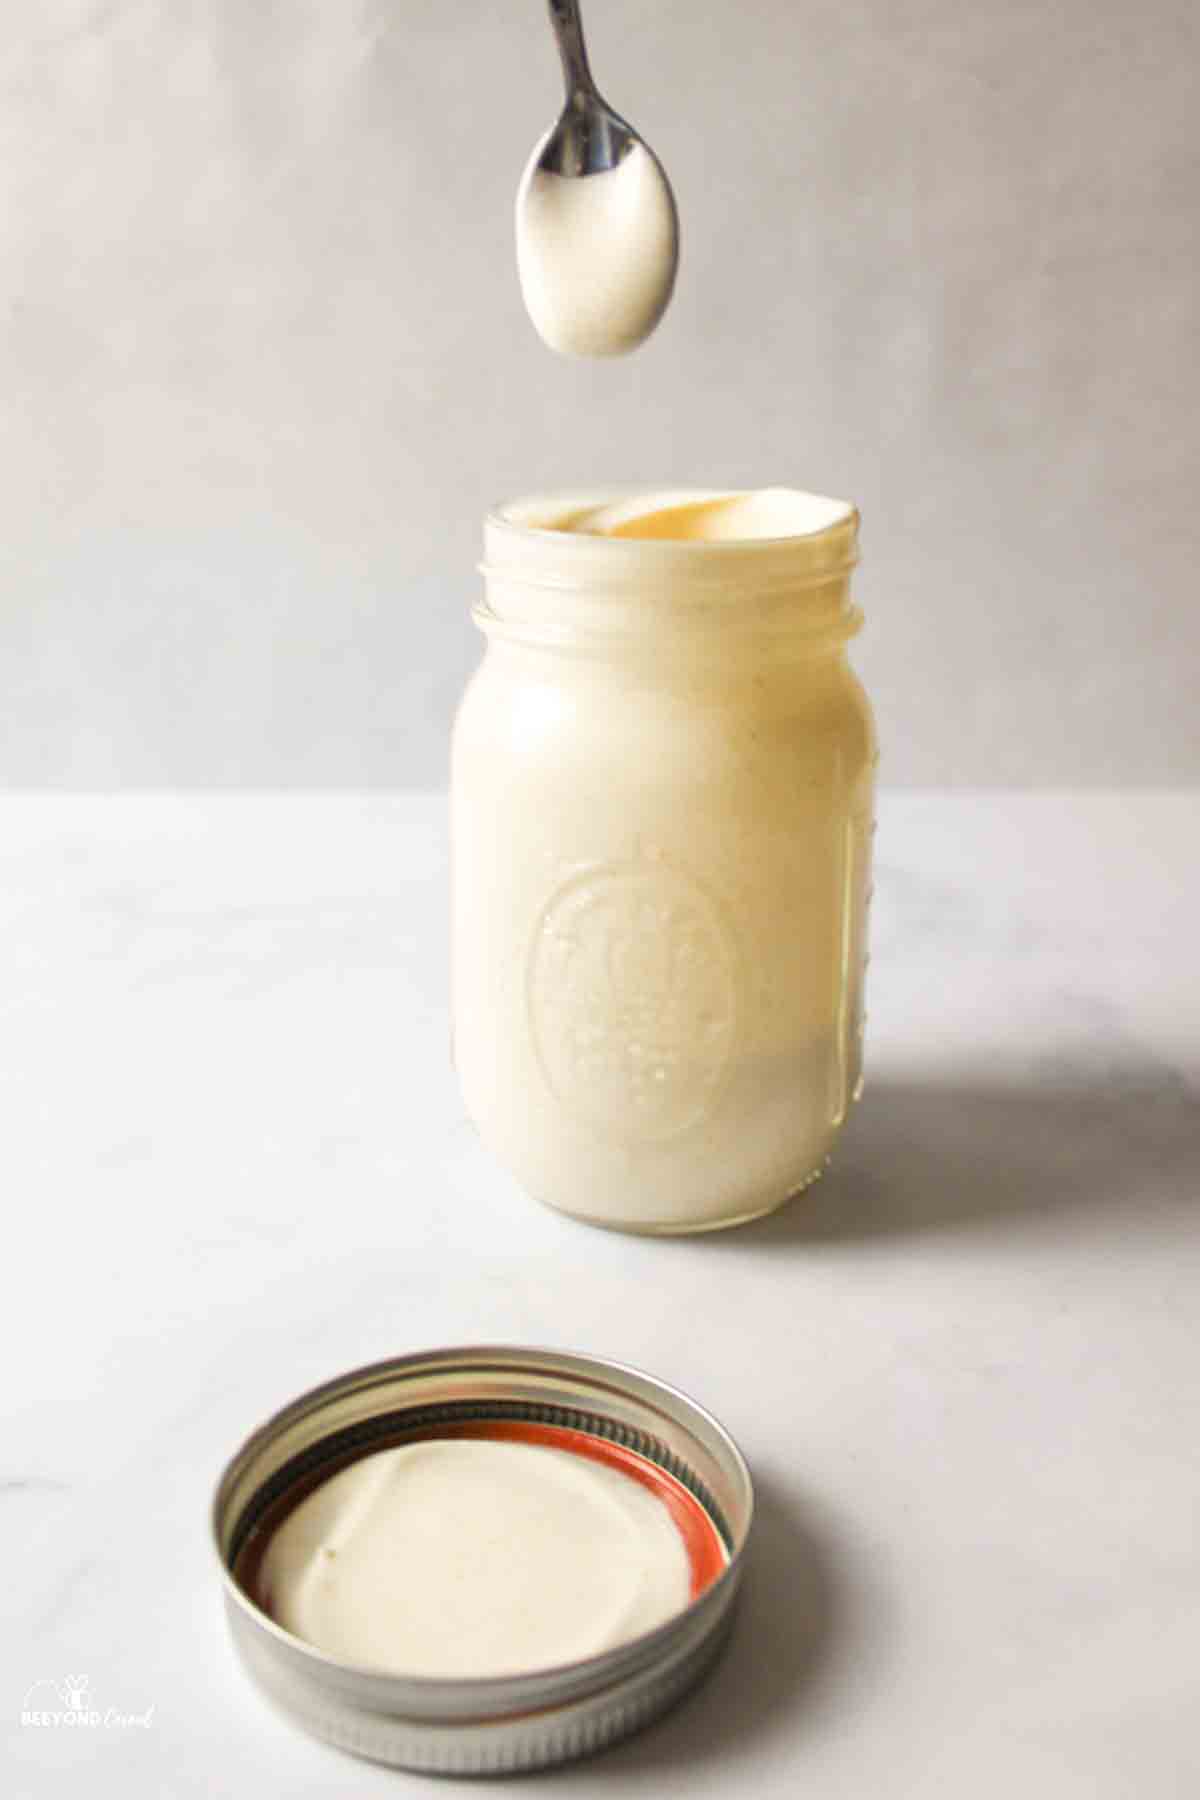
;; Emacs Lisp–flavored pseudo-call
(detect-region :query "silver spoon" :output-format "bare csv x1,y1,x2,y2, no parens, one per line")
514,0,680,356
541,0,645,177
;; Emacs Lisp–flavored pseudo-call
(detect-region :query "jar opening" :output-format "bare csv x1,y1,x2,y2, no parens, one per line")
527,488,854,544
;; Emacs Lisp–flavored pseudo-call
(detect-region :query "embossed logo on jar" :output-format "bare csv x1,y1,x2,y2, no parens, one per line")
528,857,739,1143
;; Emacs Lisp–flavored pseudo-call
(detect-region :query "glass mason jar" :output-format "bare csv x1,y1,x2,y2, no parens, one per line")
451,489,876,1234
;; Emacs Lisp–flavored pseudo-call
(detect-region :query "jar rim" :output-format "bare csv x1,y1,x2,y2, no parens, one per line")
479,489,861,649
485,487,858,575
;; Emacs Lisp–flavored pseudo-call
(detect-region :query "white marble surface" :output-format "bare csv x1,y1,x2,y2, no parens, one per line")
3,792,1198,1799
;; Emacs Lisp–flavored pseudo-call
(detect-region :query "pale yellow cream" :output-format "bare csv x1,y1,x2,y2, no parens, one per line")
257,1439,692,1678
563,487,854,541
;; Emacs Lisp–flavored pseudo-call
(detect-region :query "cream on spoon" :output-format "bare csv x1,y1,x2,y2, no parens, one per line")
515,0,679,358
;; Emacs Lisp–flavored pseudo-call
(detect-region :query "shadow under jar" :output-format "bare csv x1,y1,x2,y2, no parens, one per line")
451,489,877,1234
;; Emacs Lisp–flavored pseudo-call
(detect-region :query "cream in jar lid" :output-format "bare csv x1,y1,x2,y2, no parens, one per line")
246,1426,727,1680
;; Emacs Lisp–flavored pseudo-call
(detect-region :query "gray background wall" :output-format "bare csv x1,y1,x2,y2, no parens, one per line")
2,0,1196,789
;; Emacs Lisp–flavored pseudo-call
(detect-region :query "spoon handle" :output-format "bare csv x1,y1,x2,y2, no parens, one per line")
547,0,596,102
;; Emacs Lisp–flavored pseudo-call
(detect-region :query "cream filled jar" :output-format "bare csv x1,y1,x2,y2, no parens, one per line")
451,489,876,1234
